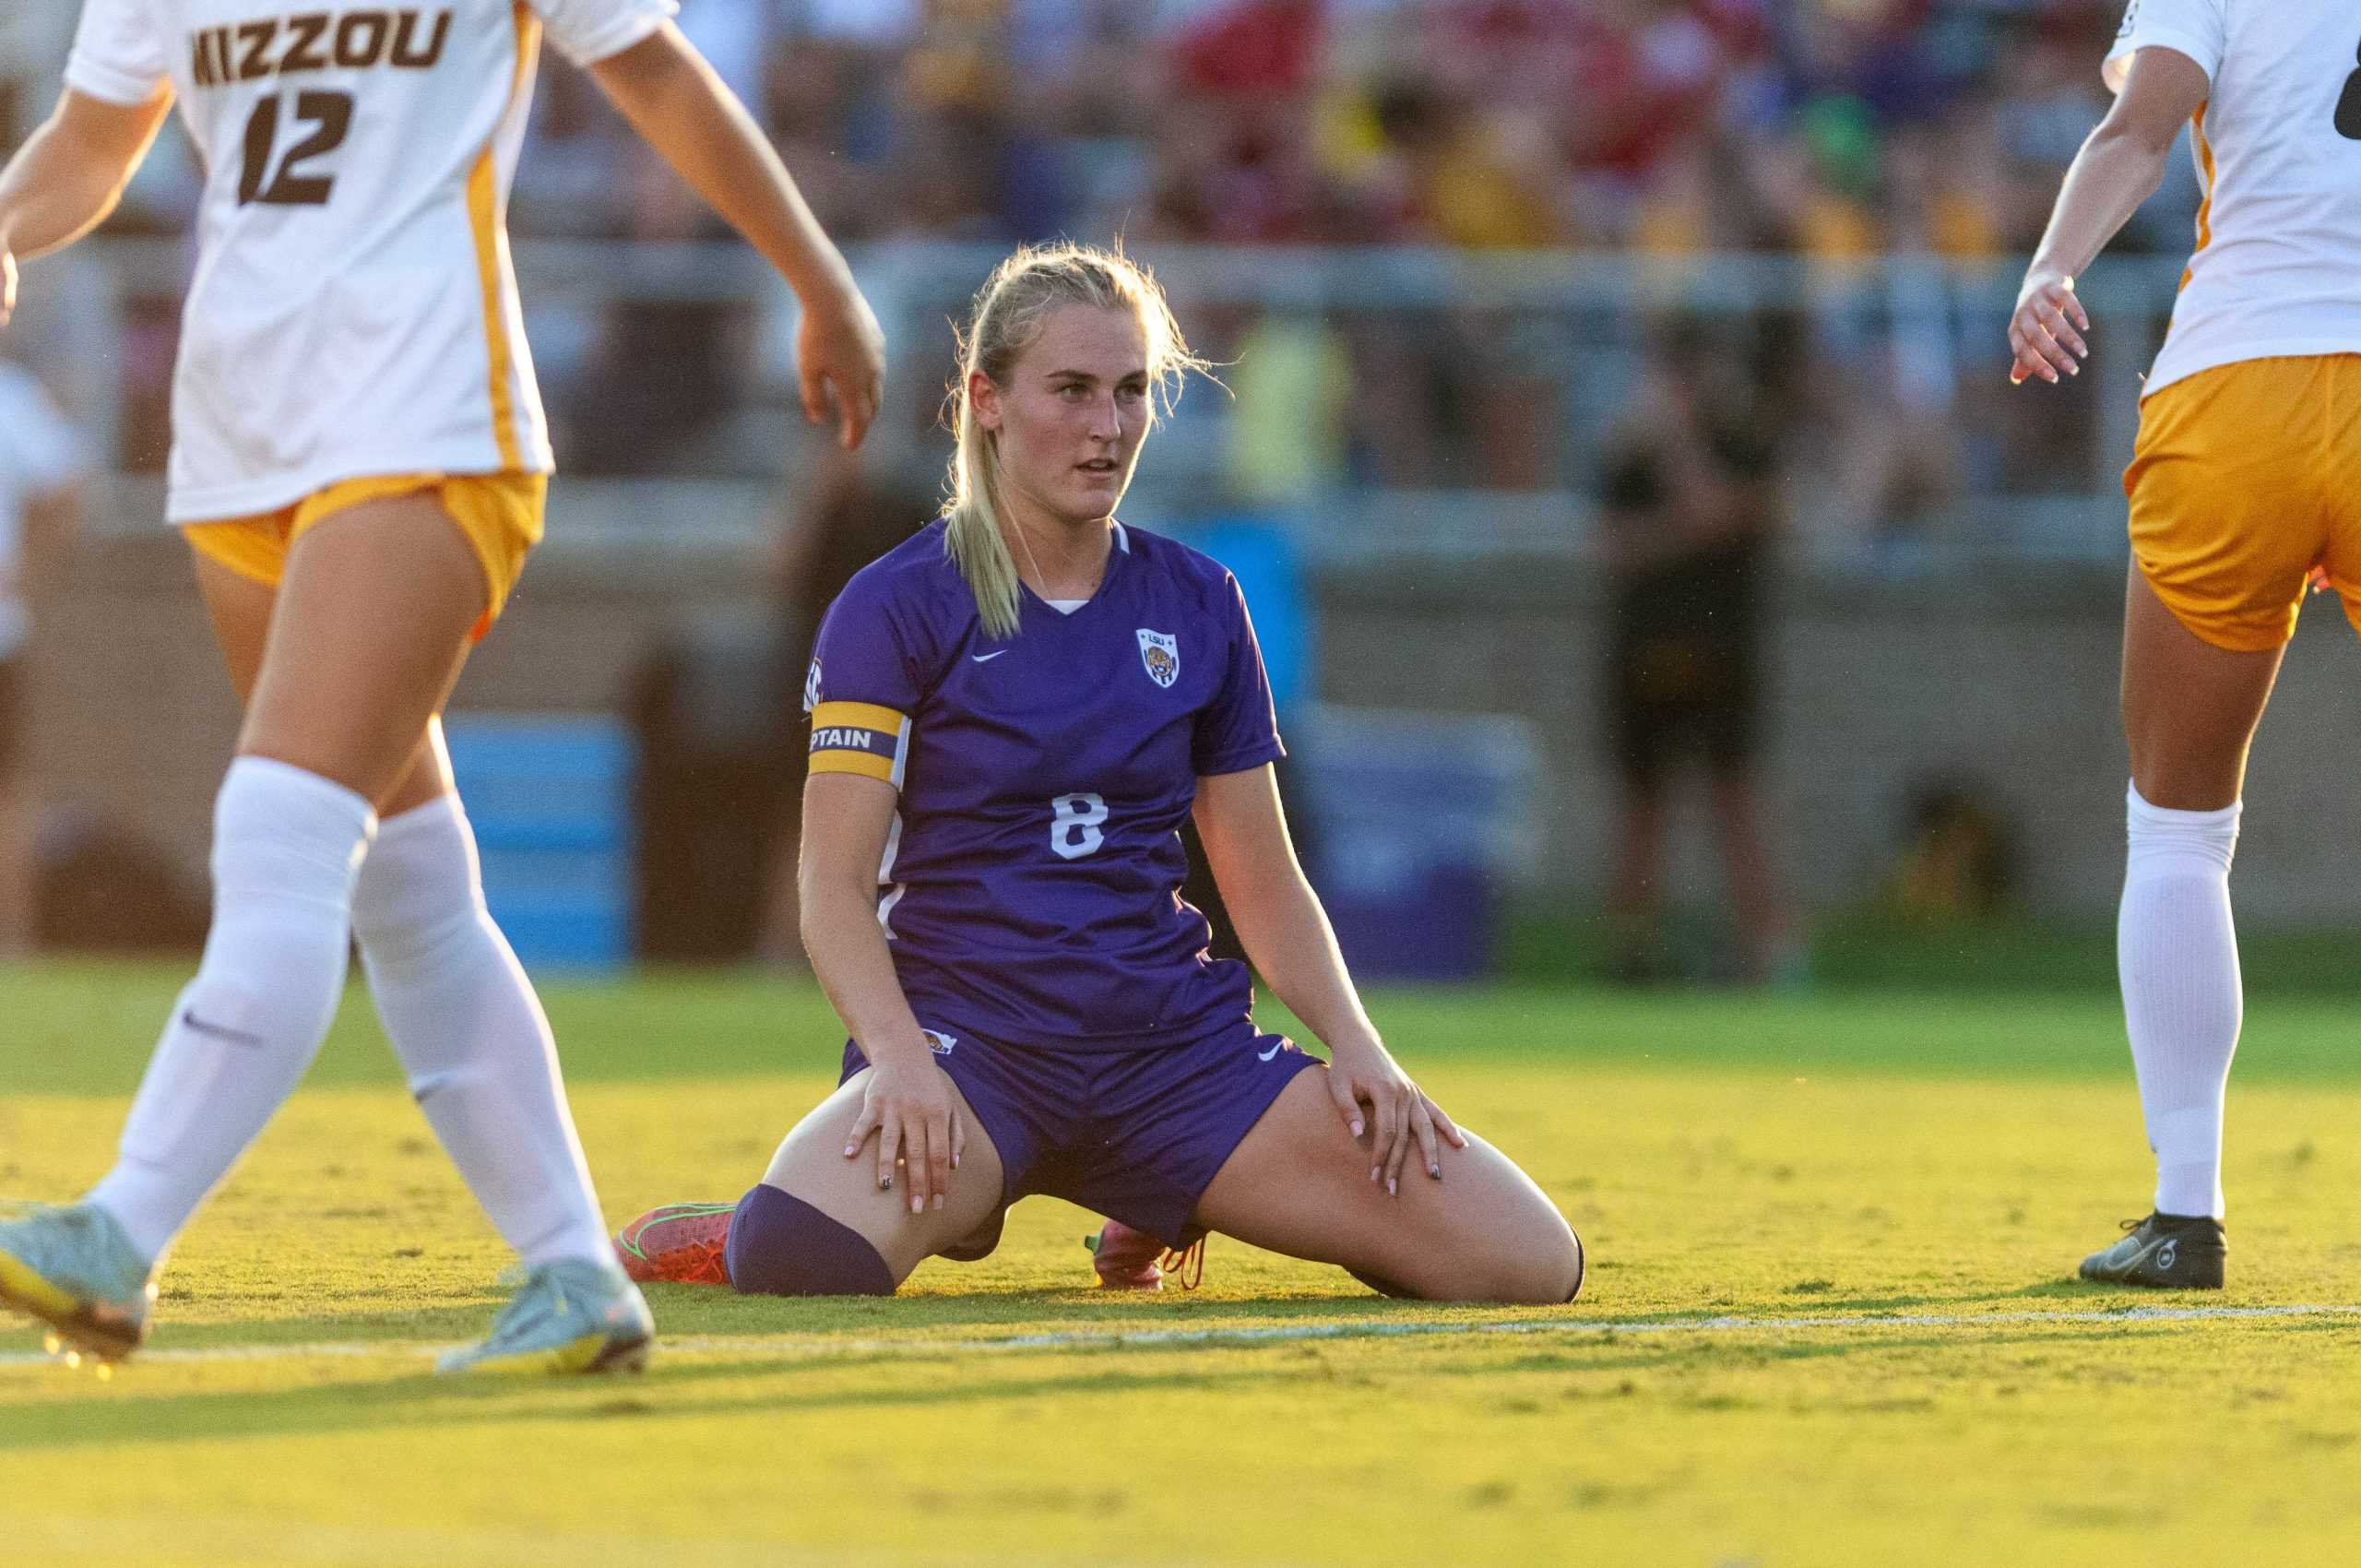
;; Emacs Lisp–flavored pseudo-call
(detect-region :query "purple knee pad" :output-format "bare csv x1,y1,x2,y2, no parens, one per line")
725,1182,896,1297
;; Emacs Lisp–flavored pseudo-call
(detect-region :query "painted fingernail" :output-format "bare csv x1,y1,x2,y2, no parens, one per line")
1370,1166,1381,1182
1350,1121,1364,1138
933,1195,943,1211
880,1175,892,1190
844,1145,858,1158
1387,1178,1397,1197
1430,1164,1441,1179
910,1195,922,1215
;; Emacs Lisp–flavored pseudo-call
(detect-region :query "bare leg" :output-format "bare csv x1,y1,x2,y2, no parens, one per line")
193,553,456,814
756,1068,1008,1283
231,494,483,797
1191,1067,1581,1303
2120,568,2283,809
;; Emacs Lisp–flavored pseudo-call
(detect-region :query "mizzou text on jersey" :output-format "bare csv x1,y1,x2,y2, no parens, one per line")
65,0,675,524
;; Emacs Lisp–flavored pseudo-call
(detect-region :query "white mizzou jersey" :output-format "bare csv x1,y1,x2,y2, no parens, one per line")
2107,1,2361,398
65,0,675,521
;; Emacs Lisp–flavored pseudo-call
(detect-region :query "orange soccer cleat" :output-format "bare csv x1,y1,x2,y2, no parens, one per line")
1086,1219,1204,1291
612,1201,737,1287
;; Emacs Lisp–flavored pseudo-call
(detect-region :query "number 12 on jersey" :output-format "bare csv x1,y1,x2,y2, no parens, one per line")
238,91,354,207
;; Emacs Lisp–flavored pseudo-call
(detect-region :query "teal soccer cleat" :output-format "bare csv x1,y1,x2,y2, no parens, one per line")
2078,1212,2227,1290
435,1258,655,1375
0,1203,157,1364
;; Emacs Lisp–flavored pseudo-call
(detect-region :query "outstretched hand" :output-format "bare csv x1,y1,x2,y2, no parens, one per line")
1323,1036,1469,1197
2009,270,2090,386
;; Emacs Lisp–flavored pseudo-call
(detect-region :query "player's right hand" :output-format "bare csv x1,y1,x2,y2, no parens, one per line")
843,1049,965,1217
798,278,885,452
2008,269,2089,386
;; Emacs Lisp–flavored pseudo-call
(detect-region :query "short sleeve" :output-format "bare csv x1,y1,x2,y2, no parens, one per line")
2104,0,2225,95
804,569,925,788
528,0,678,67
64,0,172,106
1192,576,1287,778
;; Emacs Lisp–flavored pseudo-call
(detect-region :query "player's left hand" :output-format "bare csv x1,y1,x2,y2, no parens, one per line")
1324,1036,1469,1198
2008,269,2089,386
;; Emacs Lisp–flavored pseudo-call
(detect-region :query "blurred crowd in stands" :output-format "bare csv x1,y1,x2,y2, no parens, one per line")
4,0,2195,525
5,0,2181,257
0,1,2178,970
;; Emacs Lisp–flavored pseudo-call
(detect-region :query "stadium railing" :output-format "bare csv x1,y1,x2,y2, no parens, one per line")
22,238,2193,572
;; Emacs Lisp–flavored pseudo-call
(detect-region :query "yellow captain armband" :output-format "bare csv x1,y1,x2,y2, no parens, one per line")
809,700,910,785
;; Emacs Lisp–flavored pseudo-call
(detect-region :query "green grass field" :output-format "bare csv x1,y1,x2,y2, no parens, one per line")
6,961,2361,1566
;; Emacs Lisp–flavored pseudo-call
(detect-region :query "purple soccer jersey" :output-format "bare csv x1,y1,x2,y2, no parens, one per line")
805,520,1285,1051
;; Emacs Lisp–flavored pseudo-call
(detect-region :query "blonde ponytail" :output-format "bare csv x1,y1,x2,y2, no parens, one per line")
943,364,1026,638
940,242,1209,638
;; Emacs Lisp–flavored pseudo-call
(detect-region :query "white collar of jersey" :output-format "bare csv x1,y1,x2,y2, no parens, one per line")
1111,521,1131,553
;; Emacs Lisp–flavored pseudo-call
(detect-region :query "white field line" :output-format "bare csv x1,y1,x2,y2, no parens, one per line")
12,1515,1180,1568
4,1301,2357,1370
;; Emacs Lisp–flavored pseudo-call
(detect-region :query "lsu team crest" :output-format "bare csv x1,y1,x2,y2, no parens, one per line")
803,659,822,714
1136,629,1180,689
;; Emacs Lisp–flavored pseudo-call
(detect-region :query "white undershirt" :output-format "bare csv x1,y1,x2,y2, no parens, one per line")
1046,599,1088,614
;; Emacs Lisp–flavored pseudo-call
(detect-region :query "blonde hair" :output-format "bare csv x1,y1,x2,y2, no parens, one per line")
942,242,1210,637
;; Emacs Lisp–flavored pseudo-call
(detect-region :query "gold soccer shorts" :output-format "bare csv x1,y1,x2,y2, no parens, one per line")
183,471,546,642
2125,353,2361,652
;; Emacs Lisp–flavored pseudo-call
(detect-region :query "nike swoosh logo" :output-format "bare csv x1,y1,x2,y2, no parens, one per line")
182,1008,265,1048
1257,1043,1283,1062
971,651,1008,663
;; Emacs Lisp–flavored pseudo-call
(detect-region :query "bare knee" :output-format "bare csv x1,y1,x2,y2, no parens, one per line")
1406,1203,1583,1305
1479,1214,1584,1305
2122,716,2250,811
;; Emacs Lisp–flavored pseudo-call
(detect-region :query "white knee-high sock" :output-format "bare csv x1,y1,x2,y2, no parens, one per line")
350,795,616,1271
2118,782,2242,1220
87,758,376,1263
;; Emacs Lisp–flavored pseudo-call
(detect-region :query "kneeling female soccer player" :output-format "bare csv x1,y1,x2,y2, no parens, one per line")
618,244,1581,1304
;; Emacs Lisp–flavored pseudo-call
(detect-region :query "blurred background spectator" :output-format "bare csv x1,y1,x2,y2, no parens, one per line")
0,352,90,961
26,0,2169,497
1597,312,1793,985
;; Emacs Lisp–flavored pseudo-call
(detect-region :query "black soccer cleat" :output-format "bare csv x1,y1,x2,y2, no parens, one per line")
2077,1211,2226,1290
